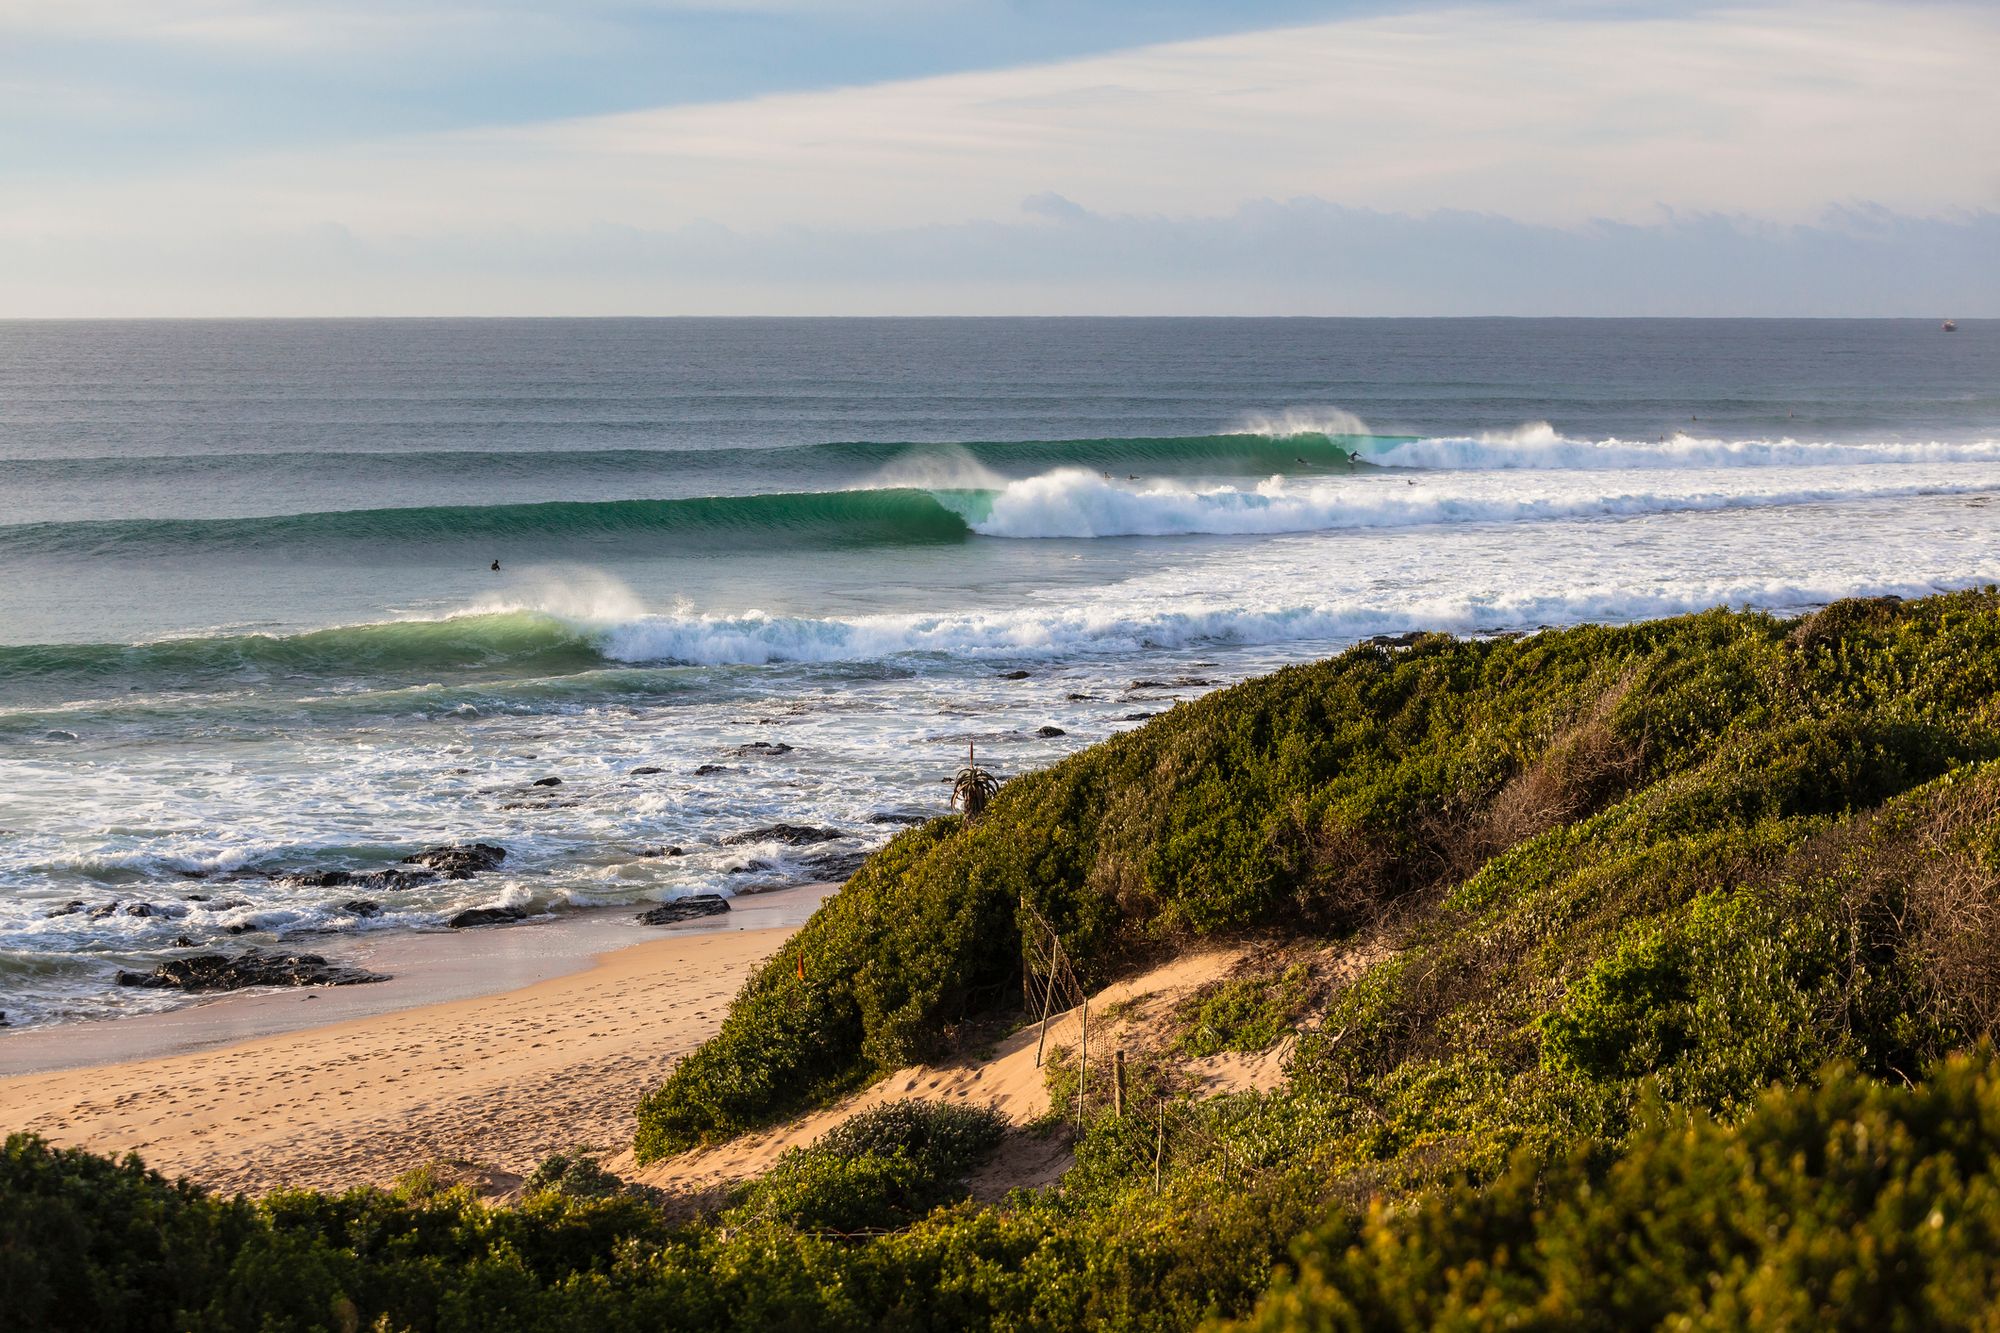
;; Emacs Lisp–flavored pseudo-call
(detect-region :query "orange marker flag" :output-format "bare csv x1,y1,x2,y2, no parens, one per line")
796,954,806,982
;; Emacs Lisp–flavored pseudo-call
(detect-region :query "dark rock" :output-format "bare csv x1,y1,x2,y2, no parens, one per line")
123,903,163,918
342,899,383,918
996,669,1032,680
734,742,794,758
177,869,210,880
634,846,684,859
211,898,252,911
44,729,78,741
634,895,730,926
1128,679,1167,689
720,824,846,846
0,1012,9,1027
116,949,386,992
869,812,928,825
447,905,527,929
1171,676,1215,687
171,935,196,948
1367,631,1425,649
531,776,563,787
1121,712,1158,722
694,764,730,776
402,844,507,879
629,766,664,776
225,923,258,935
1065,693,1094,701
284,867,434,891
726,861,776,875
1035,725,1067,738
46,900,86,918
183,893,209,902
89,901,121,919
802,849,870,881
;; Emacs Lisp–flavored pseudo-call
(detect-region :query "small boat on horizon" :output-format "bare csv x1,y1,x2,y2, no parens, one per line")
1943,319,1958,332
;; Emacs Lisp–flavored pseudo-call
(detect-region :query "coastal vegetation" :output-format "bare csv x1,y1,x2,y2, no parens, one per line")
12,589,2000,1330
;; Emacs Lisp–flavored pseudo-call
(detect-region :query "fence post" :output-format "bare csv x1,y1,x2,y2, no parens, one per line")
1154,1111,1165,1193
1113,1049,1126,1118
1076,996,1088,1128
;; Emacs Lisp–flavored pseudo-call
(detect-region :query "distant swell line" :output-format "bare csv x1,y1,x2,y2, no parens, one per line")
0,430,1379,483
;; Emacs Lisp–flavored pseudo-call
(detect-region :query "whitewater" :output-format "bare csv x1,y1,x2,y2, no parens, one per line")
1,316,1993,1027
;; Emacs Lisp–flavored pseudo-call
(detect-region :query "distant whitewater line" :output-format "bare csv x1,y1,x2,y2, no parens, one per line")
4,462,1996,559
1368,424,2000,470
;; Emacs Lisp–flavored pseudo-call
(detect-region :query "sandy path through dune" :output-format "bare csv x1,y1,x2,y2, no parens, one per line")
0,926,791,1196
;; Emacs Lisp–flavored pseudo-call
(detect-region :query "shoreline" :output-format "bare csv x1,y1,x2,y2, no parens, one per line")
0,882,834,1078
0,886,832,1195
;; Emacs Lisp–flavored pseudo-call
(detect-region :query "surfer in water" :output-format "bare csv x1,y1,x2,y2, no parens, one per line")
490,559,501,572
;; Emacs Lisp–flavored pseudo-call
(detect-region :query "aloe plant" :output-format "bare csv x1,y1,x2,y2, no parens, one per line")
951,741,1000,819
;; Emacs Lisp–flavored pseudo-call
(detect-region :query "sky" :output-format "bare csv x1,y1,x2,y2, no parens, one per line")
2,0,1995,315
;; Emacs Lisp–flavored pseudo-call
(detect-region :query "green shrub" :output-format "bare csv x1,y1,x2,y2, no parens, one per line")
724,1100,1006,1233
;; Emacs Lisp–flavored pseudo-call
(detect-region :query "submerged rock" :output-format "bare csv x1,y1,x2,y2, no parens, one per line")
629,766,664,776
634,895,730,926
720,824,846,846
45,900,86,918
693,763,730,776
531,777,563,788
996,669,1032,680
116,949,386,992
402,844,507,878
342,899,383,918
89,901,121,920
634,846,684,859
1036,725,1067,737
446,905,527,929
170,935,196,948
734,742,794,758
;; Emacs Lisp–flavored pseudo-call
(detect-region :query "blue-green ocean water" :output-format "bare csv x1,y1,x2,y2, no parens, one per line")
1,318,1995,1026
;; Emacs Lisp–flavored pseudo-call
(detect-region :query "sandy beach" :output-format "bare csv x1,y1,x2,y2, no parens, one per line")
0,886,828,1196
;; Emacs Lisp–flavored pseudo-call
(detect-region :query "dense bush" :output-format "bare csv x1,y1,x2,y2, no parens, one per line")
723,1100,1006,1232
1231,1051,2000,1331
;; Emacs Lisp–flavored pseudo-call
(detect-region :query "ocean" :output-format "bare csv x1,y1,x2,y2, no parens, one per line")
1,316,1994,1028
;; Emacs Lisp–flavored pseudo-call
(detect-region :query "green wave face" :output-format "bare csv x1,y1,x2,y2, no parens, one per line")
0,611,607,690
0,488,984,560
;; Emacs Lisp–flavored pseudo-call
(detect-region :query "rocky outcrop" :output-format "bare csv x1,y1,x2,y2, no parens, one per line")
446,905,527,929
634,895,730,926
115,950,386,992
630,766,664,776
720,824,846,846
1036,725,1067,737
531,777,563,788
342,899,383,918
402,844,507,878
734,742,794,758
